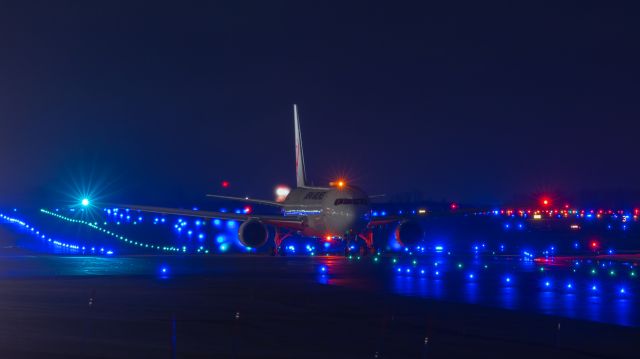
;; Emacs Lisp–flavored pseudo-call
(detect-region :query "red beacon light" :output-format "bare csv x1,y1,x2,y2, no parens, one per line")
221,180,230,188
450,203,458,210
591,240,599,249
243,206,252,214
541,198,550,207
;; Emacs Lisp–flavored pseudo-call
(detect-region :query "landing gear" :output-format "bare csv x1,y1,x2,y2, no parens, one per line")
271,228,292,256
358,231,375,256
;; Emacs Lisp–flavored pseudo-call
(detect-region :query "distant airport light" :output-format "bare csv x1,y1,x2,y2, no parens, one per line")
81,198,90,206
243,206,252,214
533,213,542,220
450,203,458,210
541,198,550,207
418,208,427,215
221,180,230,188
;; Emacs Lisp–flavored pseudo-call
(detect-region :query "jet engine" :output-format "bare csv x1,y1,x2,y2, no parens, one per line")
394,220,424,247
238,219,269,248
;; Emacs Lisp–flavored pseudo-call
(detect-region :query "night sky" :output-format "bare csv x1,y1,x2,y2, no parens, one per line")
1,1,639,206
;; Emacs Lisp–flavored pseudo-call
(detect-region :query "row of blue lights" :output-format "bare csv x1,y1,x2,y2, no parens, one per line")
390,264,631,297
104,207,340,255
0,212,113,255
41,209,185,253
104,207,242,253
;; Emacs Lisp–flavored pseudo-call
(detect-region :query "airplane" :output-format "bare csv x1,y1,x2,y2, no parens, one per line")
117,105,423,255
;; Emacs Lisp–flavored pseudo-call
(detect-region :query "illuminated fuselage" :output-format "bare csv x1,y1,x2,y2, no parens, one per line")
281,185,371,238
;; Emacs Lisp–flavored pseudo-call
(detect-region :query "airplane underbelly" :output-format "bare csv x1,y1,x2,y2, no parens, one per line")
301,215,326,237
324,208,368,236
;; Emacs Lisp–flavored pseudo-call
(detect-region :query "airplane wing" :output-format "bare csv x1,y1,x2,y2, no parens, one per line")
367,216,403,227
367,206,478,227
205,194,282,207
112,204,306,230
368,194,386,199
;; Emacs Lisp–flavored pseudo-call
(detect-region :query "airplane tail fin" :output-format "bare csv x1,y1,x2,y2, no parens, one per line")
294,104,308,187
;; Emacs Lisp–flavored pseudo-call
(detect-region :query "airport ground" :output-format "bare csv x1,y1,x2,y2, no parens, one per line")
1,209,639,358
0,253,638,359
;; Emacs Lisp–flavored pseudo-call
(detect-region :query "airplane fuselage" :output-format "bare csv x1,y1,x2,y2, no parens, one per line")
281,185,371,238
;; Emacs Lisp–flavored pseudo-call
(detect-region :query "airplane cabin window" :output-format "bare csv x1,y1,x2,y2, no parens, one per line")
334,198,369,206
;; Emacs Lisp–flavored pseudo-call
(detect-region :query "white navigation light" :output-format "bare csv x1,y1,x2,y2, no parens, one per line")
81,198,90,206
275,185,290,202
